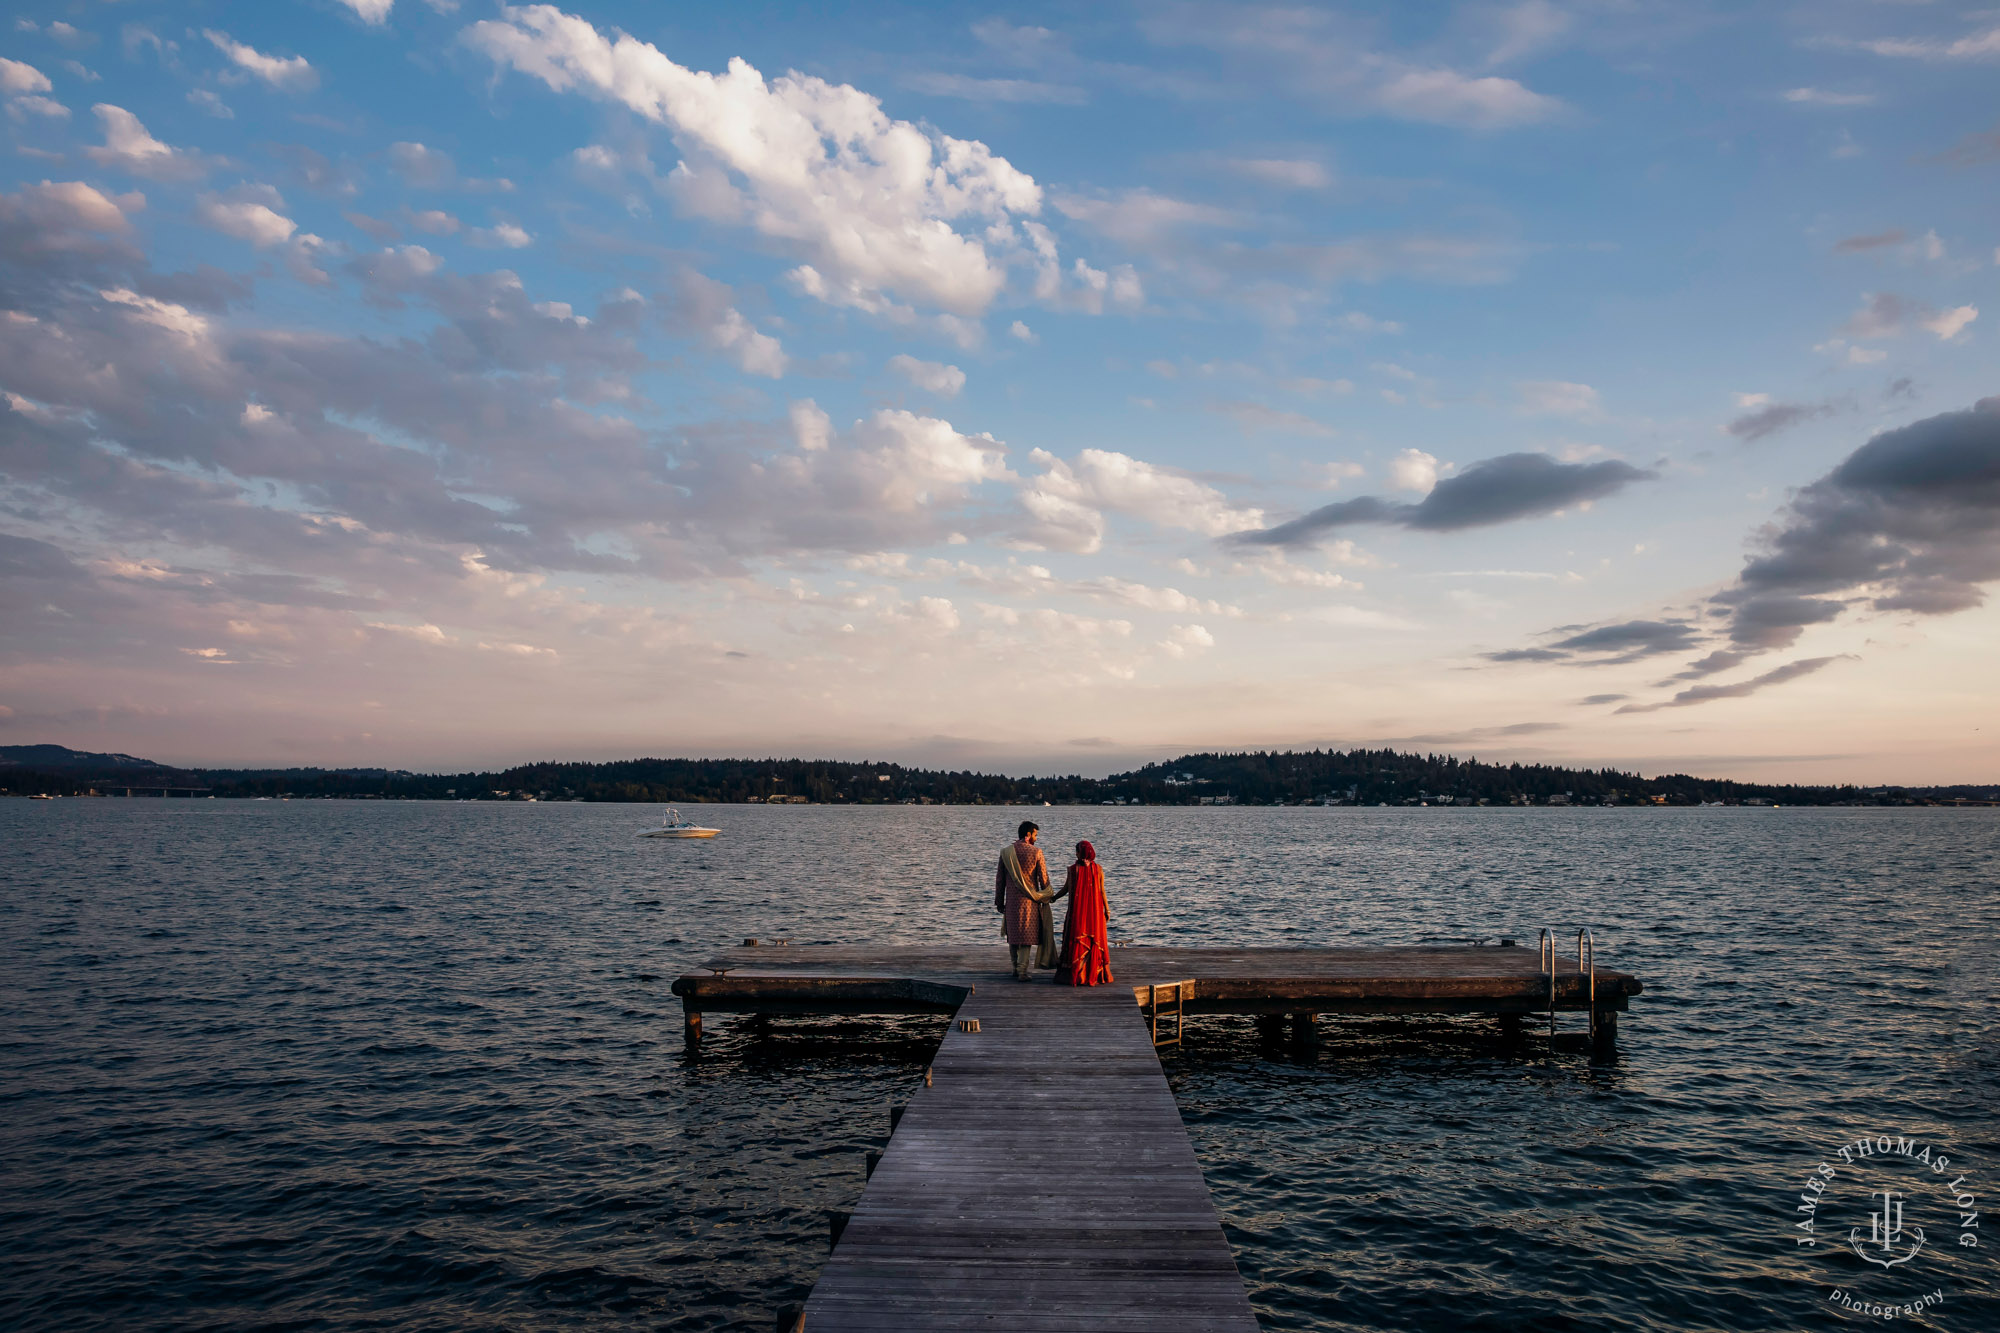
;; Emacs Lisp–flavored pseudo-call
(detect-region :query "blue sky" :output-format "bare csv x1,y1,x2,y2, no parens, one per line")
2,1,1996,780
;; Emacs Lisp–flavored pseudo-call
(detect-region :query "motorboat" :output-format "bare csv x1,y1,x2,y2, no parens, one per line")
639,807,720,838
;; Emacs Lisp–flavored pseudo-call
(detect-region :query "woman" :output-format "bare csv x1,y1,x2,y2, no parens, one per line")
1055,840,1114,987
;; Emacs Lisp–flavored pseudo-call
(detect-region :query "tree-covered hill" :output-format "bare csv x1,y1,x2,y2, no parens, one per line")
4,744,1993,806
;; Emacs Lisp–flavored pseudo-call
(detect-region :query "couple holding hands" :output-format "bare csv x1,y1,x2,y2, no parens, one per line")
993,820,1115,986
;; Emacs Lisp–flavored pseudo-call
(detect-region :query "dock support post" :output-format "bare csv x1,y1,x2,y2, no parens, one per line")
682,1007,702,1050
1290,1012,1319,1047
827,1209,849,1251
773,1304,805,1333
1255,1014,1286,1043
889,1102,906,1134
864,1149,881,1179
1590,1008,1618,1061
1498,1013,1523,1041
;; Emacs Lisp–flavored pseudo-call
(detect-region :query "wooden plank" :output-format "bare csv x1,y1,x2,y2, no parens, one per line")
803,982,1259,1332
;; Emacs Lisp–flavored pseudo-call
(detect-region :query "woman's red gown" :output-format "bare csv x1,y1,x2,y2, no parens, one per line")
1056,863,1114,986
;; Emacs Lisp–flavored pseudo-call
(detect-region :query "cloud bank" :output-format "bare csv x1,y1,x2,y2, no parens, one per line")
466,5,1047,318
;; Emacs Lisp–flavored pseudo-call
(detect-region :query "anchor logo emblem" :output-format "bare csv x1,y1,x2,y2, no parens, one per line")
1848,1188,1924,1269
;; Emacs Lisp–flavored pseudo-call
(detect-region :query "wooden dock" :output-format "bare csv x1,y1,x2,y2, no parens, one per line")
805,980,1257,1331
674,942,1643,1330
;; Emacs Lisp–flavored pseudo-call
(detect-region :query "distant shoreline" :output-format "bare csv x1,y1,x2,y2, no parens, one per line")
5,744,1994,808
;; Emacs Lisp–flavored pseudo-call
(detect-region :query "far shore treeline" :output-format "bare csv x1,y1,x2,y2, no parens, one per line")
3,744,1994,807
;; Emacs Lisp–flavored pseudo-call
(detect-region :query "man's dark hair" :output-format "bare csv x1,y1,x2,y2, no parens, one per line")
1017,820,1039,839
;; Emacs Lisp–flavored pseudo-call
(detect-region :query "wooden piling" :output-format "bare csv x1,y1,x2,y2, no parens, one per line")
1591,1007,1619,1061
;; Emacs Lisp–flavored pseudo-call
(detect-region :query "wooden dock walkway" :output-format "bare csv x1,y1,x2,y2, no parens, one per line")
804,980,1259,1332
673,942,1644,1329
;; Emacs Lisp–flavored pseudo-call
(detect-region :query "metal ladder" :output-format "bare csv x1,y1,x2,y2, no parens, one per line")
1537,927,1597,1042
1142,979,1192,1050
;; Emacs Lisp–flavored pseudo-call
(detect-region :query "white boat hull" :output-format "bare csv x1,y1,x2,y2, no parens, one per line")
639,827,719,838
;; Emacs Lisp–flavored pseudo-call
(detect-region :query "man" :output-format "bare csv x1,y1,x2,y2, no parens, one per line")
994,820,1057,981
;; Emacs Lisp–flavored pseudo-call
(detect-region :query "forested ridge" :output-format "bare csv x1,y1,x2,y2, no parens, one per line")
5,745,1993,806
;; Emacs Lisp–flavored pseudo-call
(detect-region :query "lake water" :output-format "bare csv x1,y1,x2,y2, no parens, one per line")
2,801,1995,1330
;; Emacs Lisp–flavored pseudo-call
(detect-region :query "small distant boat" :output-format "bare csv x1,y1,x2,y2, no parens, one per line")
639,807,720,839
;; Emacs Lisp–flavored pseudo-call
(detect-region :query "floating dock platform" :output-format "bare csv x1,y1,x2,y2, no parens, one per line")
674,942,1643,1331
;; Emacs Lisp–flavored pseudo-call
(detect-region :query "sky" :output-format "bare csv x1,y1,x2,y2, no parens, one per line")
1,1,1996,782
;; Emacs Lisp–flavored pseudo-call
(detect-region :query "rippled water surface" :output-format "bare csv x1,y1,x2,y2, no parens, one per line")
3,801,1996,1330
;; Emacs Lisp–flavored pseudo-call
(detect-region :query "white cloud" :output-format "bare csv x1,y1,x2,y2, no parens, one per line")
196,188,297,246
83,105,209,181
1388,447,1441,493
2,179,141,234
1229,550,1362,589
99,287,212,341
1483,0,1571,67
339,0,396,24
204,30,317,91
1840,292,1979,343
1838,25,2000,62
1085,578,1238,617
406,208,460,236
1145,8,1563,129
789,399,831,452
0,57,52,94
912,596,961,632
357,244,445,292
889,354,966,397
1312,461,1366,489
1224,157,1332,189
1517,379,1601,417
1922,305,1978,340
1009,319,1036,343
1372,66,1560,128
709,306,786,377
467,5,1046,317
1019,448,1264,553
7,95,67,120
368,621,455,645
1054,188,1236,249
469,221,532,248
1157,623,1215,658
388,141,452,187
667,269,787,376
794,411,1008,513
1337,310,1402,335
187,88,232,118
